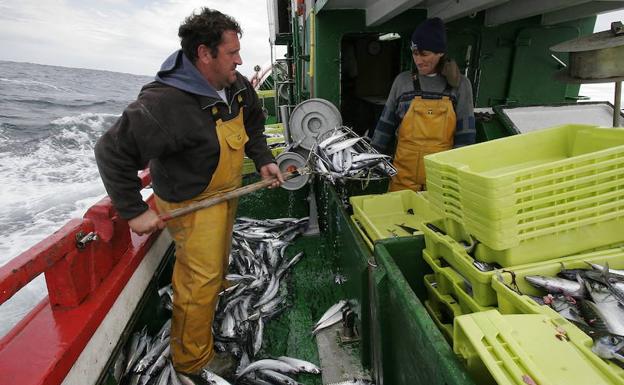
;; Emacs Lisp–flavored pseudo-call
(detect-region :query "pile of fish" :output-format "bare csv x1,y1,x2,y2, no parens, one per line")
113,216,329,385
312,126,397,182
511,262,624,364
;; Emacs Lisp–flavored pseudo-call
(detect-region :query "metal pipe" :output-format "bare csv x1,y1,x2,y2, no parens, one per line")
615,81,622,127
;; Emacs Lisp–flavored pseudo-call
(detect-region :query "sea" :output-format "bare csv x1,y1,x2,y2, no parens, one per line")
0,59,619,338
0,60,152,337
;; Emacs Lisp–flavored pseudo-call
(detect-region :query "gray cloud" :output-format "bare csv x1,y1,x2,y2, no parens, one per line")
0,0,276,76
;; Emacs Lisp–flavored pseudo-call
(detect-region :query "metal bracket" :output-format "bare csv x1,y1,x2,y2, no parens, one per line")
76,231,98,250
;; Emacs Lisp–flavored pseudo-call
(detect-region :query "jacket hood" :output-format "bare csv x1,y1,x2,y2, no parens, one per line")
155,50,221,98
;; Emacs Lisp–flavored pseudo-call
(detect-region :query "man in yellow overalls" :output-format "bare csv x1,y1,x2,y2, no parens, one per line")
94,8,282,384
370,17,476,192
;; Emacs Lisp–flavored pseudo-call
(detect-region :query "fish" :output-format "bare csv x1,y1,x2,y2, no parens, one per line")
313,310,343,335
133,337,169,373
584,280,624,336
318,131,349,149
588,263,624,278
314,299,348,329
277,356,321,374
592,335,624,363
395,223,418,235
524,275,585,298
325,137,362,155
112,346,126,382
236,359,299,378
257,369,302,385
125,328,149,375
326,379,374,385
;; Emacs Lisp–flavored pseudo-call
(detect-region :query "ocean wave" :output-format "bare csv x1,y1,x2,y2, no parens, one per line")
4,97,114,109
0,77,64,91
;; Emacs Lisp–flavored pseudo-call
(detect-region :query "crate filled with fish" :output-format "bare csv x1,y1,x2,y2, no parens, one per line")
424,124,624,266
453,309,623,385
348,190,442,247
491,246,624,381
311,126,397,183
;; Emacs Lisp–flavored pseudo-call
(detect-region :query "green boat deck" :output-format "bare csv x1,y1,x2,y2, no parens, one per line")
103,175,475,385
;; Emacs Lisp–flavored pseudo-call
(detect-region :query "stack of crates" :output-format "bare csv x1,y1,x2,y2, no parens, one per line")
349,190,443,250
420,124,624,341
419,124,624,383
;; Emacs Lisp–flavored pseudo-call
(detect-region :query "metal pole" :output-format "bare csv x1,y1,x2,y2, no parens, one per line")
615,81,622,127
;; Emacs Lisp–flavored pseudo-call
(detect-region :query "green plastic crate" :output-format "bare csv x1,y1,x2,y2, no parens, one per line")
454,310,624,385
350,190,442,243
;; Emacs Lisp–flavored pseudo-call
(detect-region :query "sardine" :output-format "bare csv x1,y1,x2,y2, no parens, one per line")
277,356,321,374
314,299,347,329
325,137,361,155
257,369,302,385
236,359,298,378
592,335,624,363
524,275,585,298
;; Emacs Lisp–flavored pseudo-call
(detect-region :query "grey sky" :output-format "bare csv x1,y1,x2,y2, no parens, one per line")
0,1,623,78
0,0,276,76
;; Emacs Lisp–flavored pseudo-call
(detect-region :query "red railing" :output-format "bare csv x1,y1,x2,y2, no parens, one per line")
0,170,162,385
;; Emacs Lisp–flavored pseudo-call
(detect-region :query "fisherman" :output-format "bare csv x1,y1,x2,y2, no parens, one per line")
94,8,282,384
370,17,475,192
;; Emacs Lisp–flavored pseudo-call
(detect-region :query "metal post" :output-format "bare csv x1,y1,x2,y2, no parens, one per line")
614,81,622,127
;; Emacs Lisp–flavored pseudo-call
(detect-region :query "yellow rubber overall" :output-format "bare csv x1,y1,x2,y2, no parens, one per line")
389,95,456,192
155,105,248,374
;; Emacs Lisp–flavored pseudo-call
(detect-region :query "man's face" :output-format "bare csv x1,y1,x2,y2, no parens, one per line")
203,30,242,90
412,50,443,75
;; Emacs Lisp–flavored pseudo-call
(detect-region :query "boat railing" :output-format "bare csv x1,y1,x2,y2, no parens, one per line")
0,169,155,308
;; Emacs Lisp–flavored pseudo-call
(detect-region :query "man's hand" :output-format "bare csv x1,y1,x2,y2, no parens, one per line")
260,163,284,189
128,209,166,235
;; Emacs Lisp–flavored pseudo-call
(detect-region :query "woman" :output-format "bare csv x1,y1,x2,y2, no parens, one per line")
371,17,475,192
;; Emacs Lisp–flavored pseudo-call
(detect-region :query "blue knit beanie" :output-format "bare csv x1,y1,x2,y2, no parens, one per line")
410,17,447,53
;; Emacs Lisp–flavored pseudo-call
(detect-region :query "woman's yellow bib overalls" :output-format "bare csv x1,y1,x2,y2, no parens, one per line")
389,78,457,192
154,97,248,374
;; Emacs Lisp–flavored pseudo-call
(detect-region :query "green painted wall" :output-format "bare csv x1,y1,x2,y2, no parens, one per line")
304,9,595,109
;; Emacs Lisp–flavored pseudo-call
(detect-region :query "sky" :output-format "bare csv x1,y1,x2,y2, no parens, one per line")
0,1,623,78
0,0,277,77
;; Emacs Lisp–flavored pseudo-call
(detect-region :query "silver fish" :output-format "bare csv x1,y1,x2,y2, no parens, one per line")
592,335,624,362
325,137,361,155
312,311,343,335
277,356,321,374
318,131,349,149
524,275,585,298
253,317,264,356
314,300,347,329
257,369,302,385
134,337,169,373
236,359,299,378
589,263,624,278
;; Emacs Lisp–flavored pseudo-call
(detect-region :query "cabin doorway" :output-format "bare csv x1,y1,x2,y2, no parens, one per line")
340,33,402,137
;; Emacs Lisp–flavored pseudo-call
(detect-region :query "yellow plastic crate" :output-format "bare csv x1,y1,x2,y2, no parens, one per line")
350,215,374,250
349,190,442,243
454,310,623,385
422,217,499,307
425,125,624,257
424,250,495,313
424,274,462,342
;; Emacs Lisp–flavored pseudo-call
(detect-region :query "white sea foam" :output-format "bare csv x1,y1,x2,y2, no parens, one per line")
0,77,64,91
